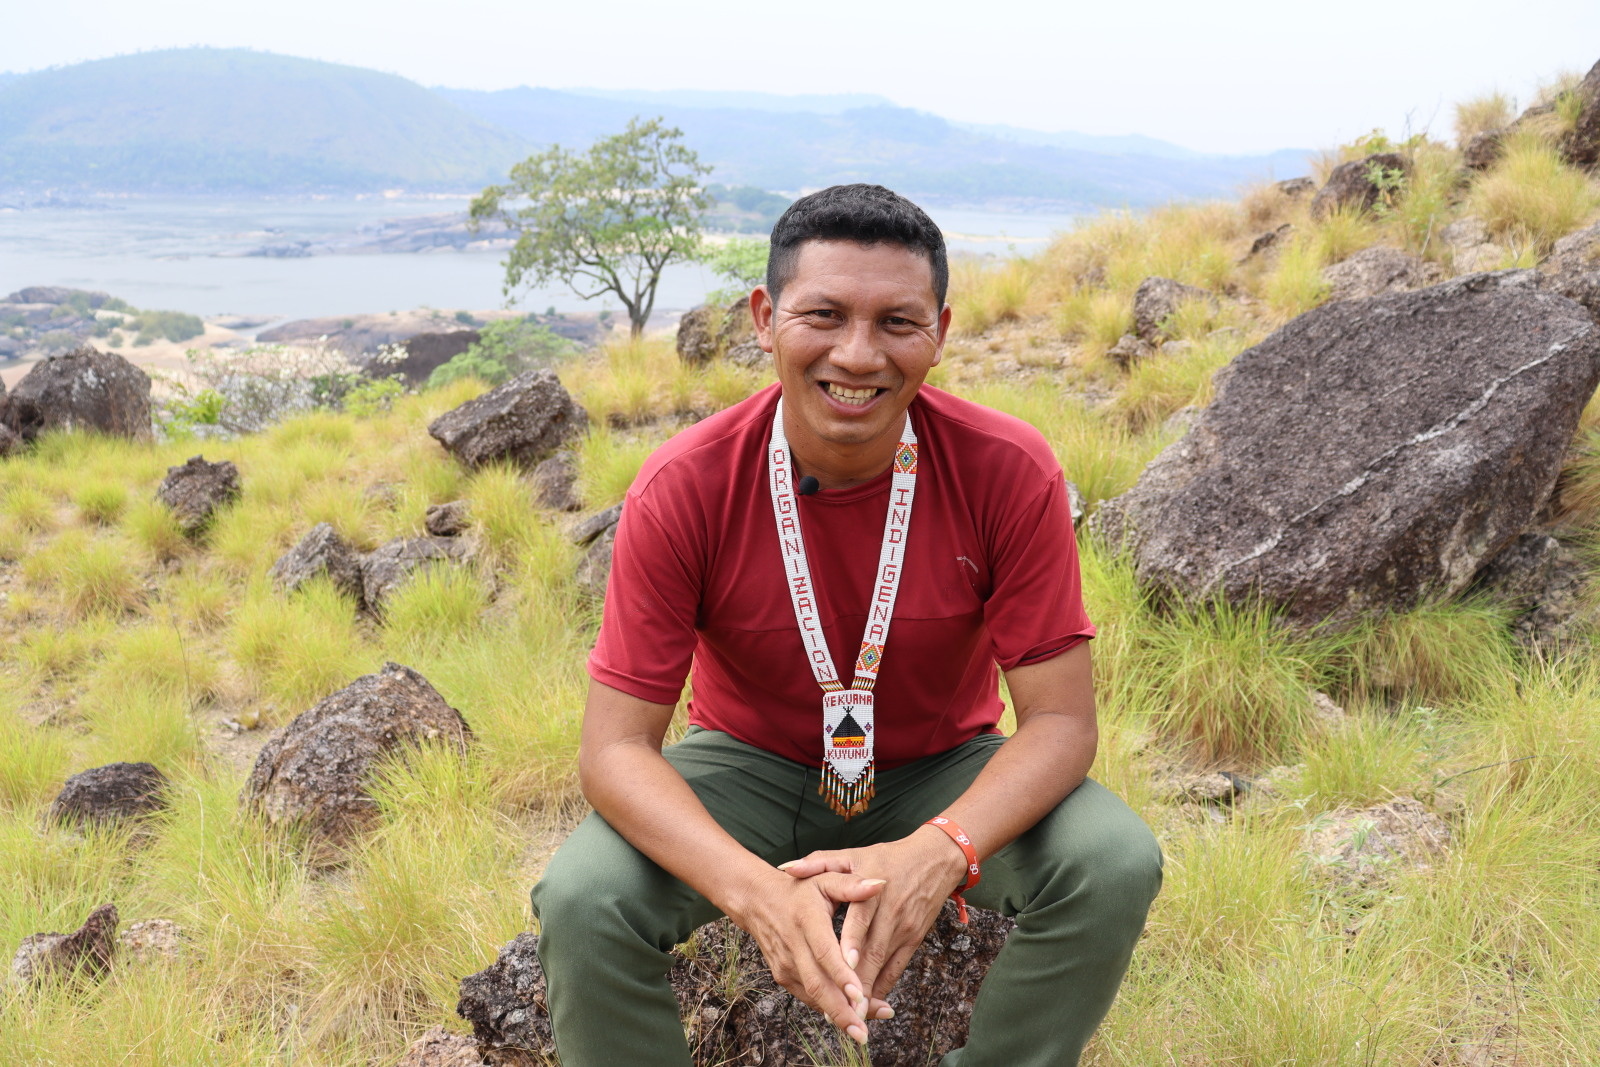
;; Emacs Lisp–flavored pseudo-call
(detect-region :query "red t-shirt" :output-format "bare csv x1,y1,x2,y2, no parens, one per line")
587,383,1095,769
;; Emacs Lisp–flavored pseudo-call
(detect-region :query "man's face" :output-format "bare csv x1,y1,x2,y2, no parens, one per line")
753,239,950,455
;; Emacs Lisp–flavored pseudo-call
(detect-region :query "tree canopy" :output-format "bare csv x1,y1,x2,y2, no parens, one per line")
470,117,713,336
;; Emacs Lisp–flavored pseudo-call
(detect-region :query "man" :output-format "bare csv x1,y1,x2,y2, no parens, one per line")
531,184,1161,1066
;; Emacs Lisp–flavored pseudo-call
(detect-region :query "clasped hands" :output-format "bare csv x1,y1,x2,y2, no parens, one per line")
726,825,970,1044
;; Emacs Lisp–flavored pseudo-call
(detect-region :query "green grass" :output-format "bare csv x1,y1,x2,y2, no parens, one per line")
1470,132,1600,256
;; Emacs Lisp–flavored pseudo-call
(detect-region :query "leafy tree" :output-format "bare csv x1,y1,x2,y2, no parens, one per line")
470,118,713,337
702,237,770,305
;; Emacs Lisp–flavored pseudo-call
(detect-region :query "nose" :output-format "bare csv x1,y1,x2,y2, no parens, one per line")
829,316,886,378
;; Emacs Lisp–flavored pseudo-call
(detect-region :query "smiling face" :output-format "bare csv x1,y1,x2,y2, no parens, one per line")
752,239,951,484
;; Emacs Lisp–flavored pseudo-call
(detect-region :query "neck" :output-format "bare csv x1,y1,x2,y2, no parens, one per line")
783,409,907,491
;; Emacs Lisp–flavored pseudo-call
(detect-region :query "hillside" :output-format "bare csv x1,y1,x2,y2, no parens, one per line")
0,49,530,192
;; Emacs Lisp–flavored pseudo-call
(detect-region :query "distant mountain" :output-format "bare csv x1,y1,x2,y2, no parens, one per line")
0,49,1313,209
562,88,896,114
441,87,1313,209
0,49,529,192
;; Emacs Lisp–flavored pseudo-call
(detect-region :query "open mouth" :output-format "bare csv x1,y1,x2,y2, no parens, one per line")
821,382,885,407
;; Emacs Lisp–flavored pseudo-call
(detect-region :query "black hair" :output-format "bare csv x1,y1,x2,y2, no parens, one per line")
766,184,948,308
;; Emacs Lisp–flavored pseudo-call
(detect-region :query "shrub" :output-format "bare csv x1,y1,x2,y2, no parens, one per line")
1454,91,1515,145
700,236,770,305
131,309,205,344
426,319,577,389
1469,132,1600,256
73,481,129,526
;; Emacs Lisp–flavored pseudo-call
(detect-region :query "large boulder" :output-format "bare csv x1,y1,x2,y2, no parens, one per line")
240,662,473,844
361,536,474,613
675,299,762,367
48,763,169,829
1309,152,1410,220
377,330,480,386
269,523,366,604
1321,246,1442,303
10,904,118,986
1094,272,1600,628
1,345,152,443
458,903,1012,1067
1132,277,1216,341
675,305,719,365
427,369,587,471
155,455,241,535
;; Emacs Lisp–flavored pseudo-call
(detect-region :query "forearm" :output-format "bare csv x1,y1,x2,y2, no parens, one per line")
580,739,781,918
933,710,1097,863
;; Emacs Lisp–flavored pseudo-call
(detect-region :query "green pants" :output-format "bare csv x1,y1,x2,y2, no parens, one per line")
530,728,1161,1066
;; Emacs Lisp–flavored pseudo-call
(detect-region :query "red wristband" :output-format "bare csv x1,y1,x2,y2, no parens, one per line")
925,816,981,923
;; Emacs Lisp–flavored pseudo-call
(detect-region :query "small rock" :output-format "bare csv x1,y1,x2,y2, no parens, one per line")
11,904,118,986
1440,217,1508,274
1242,223,1293,263
428,369,588,471
1472,532,1592,645
1305,797,1450,886
1309,152,1410,220
116,919,187,965
1105,333,1154,370
1065,478,1086,529
240,662,473,845
1462,130,1504,171
1154,767,1239,804
395,1027,485,1067
1276,177,1316,199
1542,221,1600,277
1308,691,1348,731
269,523,366,605
1321,246,1443,303
0,421,20,457
48,762,169,828
1133,277,1216,341
570,503,623,547
425,500,472,537
361,536,473,613
526,450,582,512
156,455,241,535
364,482,401,511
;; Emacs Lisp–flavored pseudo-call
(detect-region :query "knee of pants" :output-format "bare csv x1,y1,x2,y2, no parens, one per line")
530,842,671,961
1032,804,1164,931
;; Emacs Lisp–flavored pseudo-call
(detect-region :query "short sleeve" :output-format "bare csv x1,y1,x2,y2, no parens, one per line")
586,491,702,706
984,473,1095,671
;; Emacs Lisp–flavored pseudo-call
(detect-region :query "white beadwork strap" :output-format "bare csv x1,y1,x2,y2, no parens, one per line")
766,396,918,695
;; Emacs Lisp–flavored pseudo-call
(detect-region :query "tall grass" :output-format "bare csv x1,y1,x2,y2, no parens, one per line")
1469,132,1600,256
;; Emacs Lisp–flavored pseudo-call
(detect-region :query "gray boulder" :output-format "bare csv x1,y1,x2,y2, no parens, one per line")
1132,277,1215,341
396,1028,485,1067
526,449,582,512
1472,532,1593,645
1309,152,1410,219
1440,217,1507,274
361,536,473,612
269,523,366,604
1106,333,1155,371
572,503,623,594
1321,246,1443,302
240,662,473,844
1555,58,1600,171
1463,130,1504,171
1094,272,1600,628
11,904,118,986
48,762,169,828
675,305,718,365
458,903,1012,1067
1,345,152,443
379,329,479,385
428,369,587,471
676,299,761,367
155,455,241,535
0,420,19,458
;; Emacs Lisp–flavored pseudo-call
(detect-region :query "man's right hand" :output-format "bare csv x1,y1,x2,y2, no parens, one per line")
724,868,887,1043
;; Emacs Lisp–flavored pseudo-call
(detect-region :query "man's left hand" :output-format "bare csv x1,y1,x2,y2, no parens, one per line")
776,824,969,1018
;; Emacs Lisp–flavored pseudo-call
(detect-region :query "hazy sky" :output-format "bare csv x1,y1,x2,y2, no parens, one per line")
5,0,1598,155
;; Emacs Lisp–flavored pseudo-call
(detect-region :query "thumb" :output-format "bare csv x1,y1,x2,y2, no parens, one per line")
814,873,887,904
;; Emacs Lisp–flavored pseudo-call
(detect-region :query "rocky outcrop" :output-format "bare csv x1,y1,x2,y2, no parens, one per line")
1441,217,1508,274
1538,222,1600,323
240,662,473,844
47,762,169,828
1309,152,1410,219
1276,177,1316,199
428,369,588,471
458,904,1012,1067
0,421,20,458
1094,272,1600,628
1,345,152,443
1463,130,1504,171
156,455,241,535
1463,59,1600,175
676,299,763,367
116,919,187,965
1133,277,1216,341
379,330,480,386
1472,532,1592,645
572,503,622,594
269,523,366,604
396,1028,485,1067
425,500,472,537
10,904,118,986
1321,246,1443,302
526,450,582,512
361,536,474,612
1242,223,1293,263
6,286,113,308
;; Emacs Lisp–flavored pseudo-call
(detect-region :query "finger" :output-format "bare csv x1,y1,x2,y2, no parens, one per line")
776,851,854,878
812,872,887,905
870,942,920,1004
803,922,869,1043
839,896,880,978
868,997,894,1020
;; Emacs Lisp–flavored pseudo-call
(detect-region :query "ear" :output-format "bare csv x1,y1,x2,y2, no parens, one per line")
931,303,953,366
751,285,776,352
